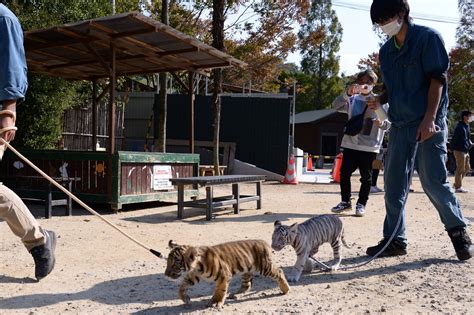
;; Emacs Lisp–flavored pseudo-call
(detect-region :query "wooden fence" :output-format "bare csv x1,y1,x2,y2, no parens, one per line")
62,104,125,151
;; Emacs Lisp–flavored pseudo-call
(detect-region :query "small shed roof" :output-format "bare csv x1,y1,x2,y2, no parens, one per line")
293,109,344,124
25,12,245,80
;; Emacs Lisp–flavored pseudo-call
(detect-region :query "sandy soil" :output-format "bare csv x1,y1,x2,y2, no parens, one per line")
1,172,473,314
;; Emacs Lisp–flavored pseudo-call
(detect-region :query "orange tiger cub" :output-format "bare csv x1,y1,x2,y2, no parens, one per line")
165,239,290,308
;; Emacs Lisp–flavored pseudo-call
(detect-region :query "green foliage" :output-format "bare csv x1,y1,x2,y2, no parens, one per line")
447,0,473,130
298,0,344,110
15,75,79,149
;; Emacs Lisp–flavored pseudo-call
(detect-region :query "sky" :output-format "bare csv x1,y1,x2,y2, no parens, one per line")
286,0,460,75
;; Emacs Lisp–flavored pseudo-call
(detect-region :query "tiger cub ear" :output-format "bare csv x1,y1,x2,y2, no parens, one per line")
289,223,299,232
168,240,179,249
274,220,282,227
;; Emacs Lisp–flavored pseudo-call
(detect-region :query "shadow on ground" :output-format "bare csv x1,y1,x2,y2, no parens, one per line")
0,257,460,312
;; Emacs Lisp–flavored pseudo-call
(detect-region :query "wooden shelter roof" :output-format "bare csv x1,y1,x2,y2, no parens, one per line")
24,12,245,80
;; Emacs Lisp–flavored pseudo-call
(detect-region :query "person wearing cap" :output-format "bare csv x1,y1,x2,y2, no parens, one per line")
450,110,473,193
0,2,57,281
366,0,473,261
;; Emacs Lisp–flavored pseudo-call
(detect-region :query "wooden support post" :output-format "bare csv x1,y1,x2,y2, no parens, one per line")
188,71,195,153
108,44,116,154
92,79,97,151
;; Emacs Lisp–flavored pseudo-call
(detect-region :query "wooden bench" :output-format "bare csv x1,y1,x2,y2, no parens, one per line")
170,175,265,221
199,165,227,176
1,176,80,219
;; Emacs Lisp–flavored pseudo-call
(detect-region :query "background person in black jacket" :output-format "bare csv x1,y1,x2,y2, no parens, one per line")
451,110,473,193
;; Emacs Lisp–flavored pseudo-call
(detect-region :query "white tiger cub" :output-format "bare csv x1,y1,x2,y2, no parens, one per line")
271,214,350,282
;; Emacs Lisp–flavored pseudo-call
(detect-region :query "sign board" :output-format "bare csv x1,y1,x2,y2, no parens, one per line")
152,165,172,190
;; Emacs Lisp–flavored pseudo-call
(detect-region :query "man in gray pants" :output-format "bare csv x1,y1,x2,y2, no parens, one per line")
0,2,57,281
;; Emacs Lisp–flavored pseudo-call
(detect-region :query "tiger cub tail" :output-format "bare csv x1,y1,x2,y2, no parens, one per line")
341,227,352,248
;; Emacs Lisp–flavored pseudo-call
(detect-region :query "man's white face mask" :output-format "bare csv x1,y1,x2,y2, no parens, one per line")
380,17,403,37
468,115,474,123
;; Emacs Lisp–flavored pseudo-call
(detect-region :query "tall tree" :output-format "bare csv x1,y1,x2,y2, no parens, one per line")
155,0,169,152
211,0,225,173
298,0,343,111
447,0,473,125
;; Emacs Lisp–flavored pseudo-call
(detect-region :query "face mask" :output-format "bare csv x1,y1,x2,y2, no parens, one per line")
469,116,474,123
359,84,374,94
380,18,403,37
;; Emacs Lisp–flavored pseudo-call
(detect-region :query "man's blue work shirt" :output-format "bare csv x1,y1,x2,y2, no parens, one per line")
379,20,449,129
0,4,28,103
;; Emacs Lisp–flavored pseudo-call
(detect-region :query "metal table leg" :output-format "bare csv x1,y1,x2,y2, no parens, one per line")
232,183,240,214
177,183,184,219
206,186,214,221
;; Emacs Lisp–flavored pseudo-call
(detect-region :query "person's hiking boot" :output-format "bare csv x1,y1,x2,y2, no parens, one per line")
30,230,57,281
355,203,365,217
366,238,407,258
370,186,383,193
447,227,473,261
331,201,352,213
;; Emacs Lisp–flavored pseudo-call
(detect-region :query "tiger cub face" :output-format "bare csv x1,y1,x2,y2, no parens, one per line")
271,220,299,251
165,240,198,279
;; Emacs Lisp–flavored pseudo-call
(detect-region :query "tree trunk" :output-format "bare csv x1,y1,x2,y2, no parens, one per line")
156,0,169,152
212,0,225,174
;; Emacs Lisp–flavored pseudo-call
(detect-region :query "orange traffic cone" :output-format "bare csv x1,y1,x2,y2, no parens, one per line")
332,152,343,183
307,154,313,171
282,154,298,184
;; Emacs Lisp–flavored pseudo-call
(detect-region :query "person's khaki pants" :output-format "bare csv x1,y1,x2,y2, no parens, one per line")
453,150,471,189
0,183,45,251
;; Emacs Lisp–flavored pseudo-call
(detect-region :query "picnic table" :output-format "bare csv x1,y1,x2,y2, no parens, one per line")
0,176,80,218
170,175,266,221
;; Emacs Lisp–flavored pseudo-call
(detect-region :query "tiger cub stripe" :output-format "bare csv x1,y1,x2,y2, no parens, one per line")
165,239,290,308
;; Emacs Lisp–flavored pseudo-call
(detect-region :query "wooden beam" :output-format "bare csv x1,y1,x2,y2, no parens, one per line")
108,44,116,154
170,72,190,94
188,71,195,154
92,79,98,151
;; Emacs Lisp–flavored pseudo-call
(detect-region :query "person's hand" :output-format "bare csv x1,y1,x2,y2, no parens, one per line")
0,113,16,142
366,95,380,110
416,118,437,142
347,84,360,96
374,119,383,127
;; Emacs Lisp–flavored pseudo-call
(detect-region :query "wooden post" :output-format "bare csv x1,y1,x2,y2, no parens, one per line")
92,79,97,151
188,71,195,153
108,44,116,154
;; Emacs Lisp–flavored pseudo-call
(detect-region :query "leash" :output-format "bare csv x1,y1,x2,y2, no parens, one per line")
316,139,422,271
0,138,164,259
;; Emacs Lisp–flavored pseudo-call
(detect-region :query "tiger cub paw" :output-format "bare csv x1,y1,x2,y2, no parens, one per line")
180,293,191,305
228,293,238,300
286,274,300,282
207,299,224,309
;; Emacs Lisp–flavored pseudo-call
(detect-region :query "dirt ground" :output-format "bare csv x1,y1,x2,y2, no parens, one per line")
1,172,473,314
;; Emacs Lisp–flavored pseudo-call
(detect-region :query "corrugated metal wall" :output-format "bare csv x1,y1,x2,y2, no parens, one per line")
123,92,291,175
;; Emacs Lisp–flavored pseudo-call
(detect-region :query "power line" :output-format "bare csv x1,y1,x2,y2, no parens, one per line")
333,0,459,25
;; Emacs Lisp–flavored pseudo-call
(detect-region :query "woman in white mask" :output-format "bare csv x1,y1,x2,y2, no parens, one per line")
331,69,390,217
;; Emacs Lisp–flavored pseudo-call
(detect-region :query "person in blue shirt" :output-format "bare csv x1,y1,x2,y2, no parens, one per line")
0,2,57,280
450,110,472,193
366,0,472,261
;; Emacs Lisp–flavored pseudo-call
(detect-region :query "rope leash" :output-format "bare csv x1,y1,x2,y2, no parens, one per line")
0,137,165,259
315,140,421,271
